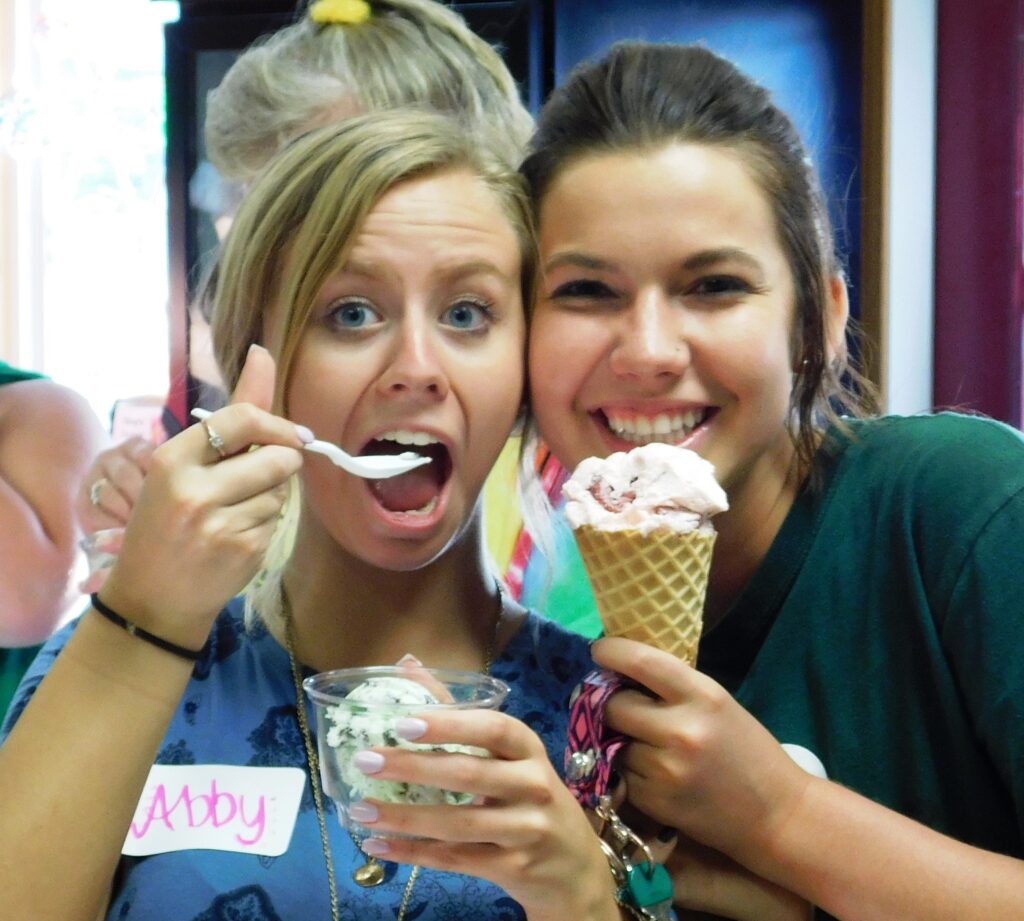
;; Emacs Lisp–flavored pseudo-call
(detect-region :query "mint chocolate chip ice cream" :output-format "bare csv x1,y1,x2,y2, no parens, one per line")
324,675,484,805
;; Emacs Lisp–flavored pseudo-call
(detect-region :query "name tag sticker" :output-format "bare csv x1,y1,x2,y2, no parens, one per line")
123,764,306,857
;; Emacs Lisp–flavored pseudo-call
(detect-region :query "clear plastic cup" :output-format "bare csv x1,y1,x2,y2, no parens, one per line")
303,666,509,838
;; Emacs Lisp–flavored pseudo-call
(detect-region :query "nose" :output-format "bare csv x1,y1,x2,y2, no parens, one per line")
376,316,450,402
609,287,689,380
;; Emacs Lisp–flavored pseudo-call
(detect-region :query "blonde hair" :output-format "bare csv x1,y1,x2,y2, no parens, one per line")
205,0,534,186
207,108,534,625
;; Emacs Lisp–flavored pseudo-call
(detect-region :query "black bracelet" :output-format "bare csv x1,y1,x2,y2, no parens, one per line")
90,593,205,662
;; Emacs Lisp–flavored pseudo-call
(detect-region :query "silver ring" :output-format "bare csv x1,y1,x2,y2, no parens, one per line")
202,420,227,459
89,477,108,508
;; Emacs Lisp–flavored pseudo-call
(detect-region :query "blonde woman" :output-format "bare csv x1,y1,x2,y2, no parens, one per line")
0,111,616,921
79,0,532,535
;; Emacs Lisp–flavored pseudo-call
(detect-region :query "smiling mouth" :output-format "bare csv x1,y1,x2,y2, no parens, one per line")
599,408,713,445
364,430,452,515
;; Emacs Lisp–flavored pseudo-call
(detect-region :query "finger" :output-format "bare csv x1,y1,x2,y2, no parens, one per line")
79,567,111,594
126,436,158,473
355,800,505,845
356,745,528,802
592,636,697,702
83,491,130,530
362,835,504,876
230,343,276,411
211,485,290,533
604,687,673,744
196,444,302,508
398,709,541,763
183,403,309,467
104,438,152,501
397,659,456,703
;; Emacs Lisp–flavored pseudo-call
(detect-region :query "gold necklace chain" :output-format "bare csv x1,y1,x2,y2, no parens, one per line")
283,583,504,921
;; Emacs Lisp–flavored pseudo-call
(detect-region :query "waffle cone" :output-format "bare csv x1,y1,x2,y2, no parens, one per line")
575,526,715,665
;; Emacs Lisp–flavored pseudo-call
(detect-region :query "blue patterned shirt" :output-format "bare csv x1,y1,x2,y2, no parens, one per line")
2,600,595,920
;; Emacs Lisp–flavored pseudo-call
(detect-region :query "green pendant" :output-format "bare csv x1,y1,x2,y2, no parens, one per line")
621,861,673,919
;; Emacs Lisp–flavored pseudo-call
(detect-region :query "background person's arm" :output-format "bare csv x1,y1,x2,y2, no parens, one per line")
0,379,107,645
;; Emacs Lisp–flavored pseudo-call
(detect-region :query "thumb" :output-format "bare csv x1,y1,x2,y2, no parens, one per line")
230,344,276,412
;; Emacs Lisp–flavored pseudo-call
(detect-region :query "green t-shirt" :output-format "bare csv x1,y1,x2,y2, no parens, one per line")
0,360,45,387
699,413,1024,917
0,361,47,718
0,647,41,723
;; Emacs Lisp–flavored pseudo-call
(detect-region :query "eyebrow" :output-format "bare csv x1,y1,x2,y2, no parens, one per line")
542,252,614,273
340,258,514,282
543,247,765,275
682,247,764,273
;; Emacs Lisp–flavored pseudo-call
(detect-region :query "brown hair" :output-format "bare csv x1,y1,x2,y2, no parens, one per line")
521,42,877,476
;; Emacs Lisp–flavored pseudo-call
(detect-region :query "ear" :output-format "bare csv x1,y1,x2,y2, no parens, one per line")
825,275,850,364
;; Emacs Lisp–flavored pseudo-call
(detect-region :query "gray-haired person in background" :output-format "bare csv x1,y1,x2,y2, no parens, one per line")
78,0,533,541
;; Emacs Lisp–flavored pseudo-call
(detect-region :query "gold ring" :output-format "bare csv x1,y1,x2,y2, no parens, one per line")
89,477,109,508
202,420,227,459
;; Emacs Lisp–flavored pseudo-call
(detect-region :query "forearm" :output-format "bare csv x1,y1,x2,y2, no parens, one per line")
0,476,79,644
754,776,1024,921
0,608,194,919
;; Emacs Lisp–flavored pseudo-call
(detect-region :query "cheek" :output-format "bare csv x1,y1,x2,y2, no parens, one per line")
285,349,362,433
528,311,588,408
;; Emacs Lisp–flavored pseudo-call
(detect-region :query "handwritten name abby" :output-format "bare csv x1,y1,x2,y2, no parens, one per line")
130,779,267,845
122,765,306,857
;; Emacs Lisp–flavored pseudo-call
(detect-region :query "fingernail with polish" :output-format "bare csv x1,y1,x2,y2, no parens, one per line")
395,717,428,741
348,802,379,824
295,424,315,444
397,653,422,667
362,838,390,856
353,751,385,774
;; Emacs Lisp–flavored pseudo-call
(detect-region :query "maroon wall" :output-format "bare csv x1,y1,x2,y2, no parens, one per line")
933,0,1024,425
937,0,1024,424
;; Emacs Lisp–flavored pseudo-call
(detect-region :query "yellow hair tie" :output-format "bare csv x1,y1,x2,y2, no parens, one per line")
310,0,372,25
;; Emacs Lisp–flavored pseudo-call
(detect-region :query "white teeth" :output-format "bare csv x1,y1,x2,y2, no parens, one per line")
604,409,708,445
652,414,672,435
404,495,438,517
378,430,439,447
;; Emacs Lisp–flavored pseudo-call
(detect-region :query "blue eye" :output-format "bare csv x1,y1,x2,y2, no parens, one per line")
442,299,491,331
329,300,380,329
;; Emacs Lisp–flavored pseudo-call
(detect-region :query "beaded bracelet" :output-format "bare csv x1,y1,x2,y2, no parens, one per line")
90,593,205,662
566,669,674,921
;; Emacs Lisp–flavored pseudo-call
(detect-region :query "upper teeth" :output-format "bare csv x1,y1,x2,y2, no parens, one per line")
378,430,439,447
605,410,706,444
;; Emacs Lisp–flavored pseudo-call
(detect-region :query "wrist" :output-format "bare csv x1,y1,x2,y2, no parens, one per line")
90,593,206,663
98,570,218,652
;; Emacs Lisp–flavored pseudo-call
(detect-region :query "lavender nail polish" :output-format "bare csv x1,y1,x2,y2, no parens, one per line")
353,750,386,774
394,717,428,741
348,802,379,824
362,838,390,856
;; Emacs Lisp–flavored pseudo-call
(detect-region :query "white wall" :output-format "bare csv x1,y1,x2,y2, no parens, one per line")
884,0,937,414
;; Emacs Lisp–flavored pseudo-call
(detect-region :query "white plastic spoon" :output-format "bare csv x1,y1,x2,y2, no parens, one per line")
190,408,431,480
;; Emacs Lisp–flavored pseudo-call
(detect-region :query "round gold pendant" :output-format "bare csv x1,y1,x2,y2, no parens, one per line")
354,857,386,887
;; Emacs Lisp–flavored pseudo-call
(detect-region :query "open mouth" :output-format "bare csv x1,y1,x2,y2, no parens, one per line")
600,407,715,445
363,430,453,515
